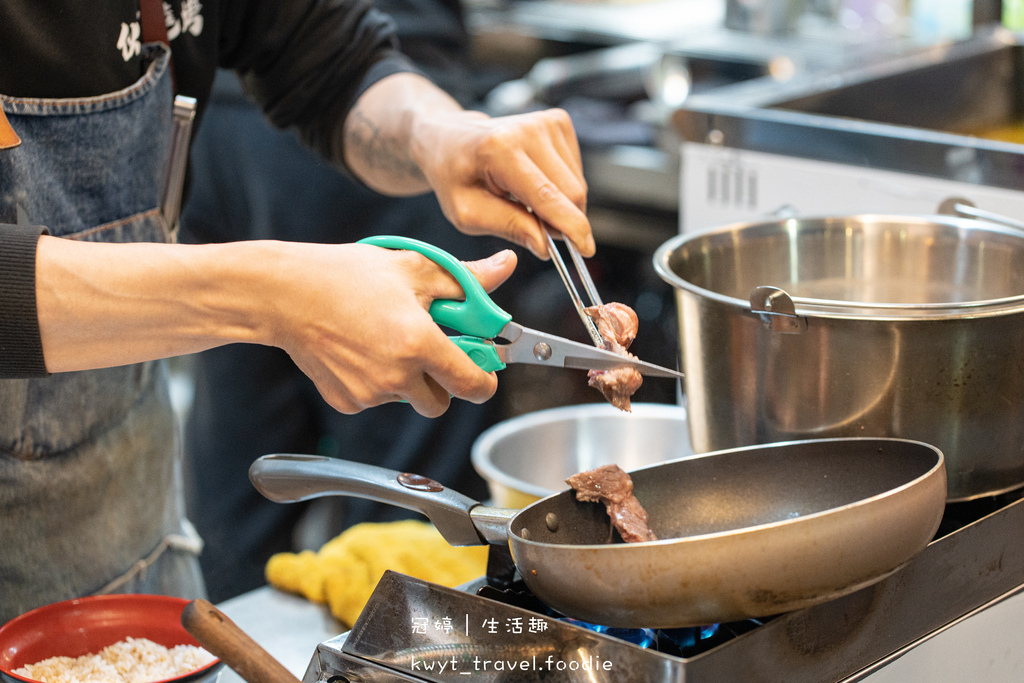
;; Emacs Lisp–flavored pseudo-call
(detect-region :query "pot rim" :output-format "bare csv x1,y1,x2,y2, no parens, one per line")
653,213,1024,320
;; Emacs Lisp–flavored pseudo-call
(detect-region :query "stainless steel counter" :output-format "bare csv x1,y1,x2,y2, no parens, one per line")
216,588,343,683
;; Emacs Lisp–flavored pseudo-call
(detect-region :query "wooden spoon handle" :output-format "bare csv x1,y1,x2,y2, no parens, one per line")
181,599,302,683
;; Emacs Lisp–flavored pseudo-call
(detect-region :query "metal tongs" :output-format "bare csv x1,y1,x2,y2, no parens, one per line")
542,229,684,381
544,229,614,350
542,228,607,348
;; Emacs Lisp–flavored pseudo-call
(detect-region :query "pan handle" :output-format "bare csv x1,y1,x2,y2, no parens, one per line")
248,454,494,546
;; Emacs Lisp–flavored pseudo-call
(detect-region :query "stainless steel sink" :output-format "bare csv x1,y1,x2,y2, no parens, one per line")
675,27,1024,194
773,33,1024,136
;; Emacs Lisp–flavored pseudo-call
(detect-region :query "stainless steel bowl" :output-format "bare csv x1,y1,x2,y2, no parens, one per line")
471,403,693,508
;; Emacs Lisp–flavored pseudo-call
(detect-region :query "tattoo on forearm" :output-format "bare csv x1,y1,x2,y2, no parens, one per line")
345,108,424,184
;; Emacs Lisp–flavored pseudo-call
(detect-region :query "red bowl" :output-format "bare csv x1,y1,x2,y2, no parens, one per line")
0,595,221,683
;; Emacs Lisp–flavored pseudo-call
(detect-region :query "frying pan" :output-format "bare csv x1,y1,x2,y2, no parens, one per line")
249,437,946,628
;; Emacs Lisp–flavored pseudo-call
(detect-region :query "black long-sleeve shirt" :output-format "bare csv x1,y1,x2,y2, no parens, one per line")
0,0,418,377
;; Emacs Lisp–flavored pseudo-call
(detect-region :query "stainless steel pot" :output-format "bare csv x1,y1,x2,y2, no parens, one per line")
471,403,693,508
654,214,1024,502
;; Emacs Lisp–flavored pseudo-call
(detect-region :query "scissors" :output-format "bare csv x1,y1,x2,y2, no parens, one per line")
358,235,684,379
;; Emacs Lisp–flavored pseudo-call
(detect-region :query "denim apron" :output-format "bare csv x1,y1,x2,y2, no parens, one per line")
0,45,205,622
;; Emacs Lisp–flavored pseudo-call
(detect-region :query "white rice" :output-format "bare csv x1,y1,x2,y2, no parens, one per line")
13,637,216,683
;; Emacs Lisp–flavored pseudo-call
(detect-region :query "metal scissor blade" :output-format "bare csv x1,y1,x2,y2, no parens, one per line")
561,354,685,379
495,323,684,379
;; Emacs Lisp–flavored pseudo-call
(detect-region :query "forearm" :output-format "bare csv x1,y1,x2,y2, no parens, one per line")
342,72,466,195
35,236,281,372
31,235,513,416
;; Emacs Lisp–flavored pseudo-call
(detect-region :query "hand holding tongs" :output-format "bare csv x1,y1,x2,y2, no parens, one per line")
358,236,684,379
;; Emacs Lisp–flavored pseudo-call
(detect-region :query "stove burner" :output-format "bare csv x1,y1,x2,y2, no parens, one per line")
475,579,765,656
559,619,657,648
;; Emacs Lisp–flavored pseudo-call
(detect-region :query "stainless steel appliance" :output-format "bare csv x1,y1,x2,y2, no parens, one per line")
675,28,1024,233
298,488,1024,682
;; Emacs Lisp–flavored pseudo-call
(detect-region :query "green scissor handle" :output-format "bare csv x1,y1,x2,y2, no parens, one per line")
358,235,512,372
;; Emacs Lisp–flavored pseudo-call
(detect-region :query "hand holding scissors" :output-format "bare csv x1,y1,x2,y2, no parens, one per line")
358,236,684,380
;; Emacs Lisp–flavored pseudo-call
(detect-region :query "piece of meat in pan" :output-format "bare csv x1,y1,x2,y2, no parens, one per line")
565,464,657,543
584,303,643,412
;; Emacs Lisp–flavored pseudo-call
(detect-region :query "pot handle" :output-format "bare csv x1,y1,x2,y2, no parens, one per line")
938,197,1024,234
248,454,490,546
750,286,807,334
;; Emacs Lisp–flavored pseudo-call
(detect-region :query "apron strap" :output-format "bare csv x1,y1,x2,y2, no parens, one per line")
139,0,176,92
91,522,205,596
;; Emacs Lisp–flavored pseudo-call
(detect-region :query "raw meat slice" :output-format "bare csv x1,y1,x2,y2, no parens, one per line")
584,303,643,412
565,464,657,543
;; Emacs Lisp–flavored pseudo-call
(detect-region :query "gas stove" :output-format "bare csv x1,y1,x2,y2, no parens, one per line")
301,490,1024,682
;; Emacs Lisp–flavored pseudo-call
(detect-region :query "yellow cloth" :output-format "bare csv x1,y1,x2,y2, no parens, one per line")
973,123,1024,144
265,520,489,626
